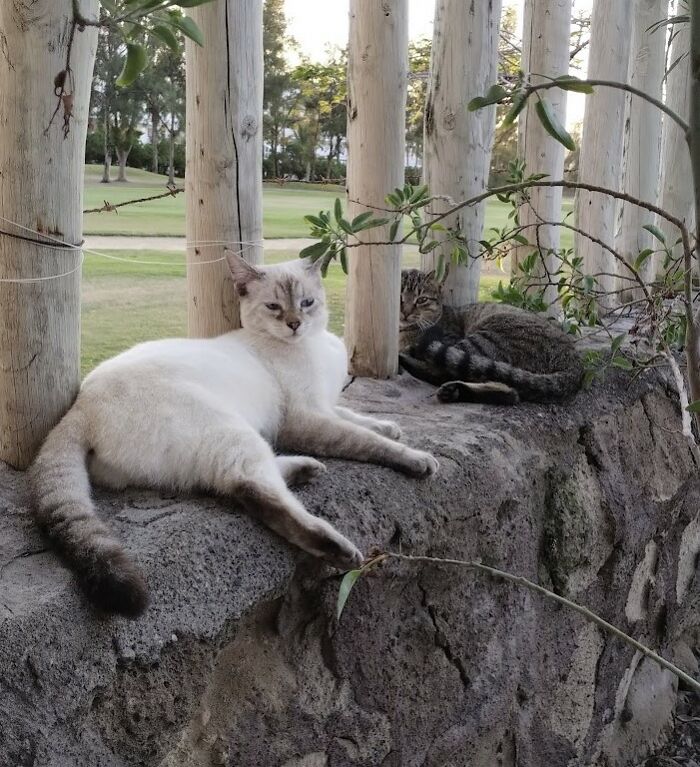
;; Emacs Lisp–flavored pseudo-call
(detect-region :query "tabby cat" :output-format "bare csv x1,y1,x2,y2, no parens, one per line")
398,269,583,404
30,256,438,617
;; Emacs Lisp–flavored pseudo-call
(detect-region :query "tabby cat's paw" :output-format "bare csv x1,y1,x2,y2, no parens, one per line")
374,419,402,440
403,448,439,478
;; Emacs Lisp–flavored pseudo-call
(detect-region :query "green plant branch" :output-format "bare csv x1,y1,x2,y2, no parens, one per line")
524,78,689,137
364,551,700,695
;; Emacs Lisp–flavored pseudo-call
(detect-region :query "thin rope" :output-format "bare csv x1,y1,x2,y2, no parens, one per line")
0,214,265,279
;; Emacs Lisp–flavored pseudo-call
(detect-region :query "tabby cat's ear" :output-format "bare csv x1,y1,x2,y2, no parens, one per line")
226,251,264,296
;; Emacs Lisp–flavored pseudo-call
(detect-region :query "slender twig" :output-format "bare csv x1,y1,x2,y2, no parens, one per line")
379,551,700,695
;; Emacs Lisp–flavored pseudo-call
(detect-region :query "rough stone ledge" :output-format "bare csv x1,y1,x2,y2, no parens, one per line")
0,368,699,766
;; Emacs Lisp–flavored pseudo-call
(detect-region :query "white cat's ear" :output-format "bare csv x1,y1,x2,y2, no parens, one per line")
226,251,264,295
300,255,324,275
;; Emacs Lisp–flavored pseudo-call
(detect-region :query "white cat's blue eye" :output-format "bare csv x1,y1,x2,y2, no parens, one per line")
265,302,281,311
301,298,315,308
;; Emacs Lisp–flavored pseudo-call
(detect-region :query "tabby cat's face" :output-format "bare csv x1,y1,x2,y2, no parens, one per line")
228,255,328,343
399,269,443,351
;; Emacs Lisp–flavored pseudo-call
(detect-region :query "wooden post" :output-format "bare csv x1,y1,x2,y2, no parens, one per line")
185,0,264,337
575,0,633,306
615,0,667,300
345,0,408,377
422,0,502,306
659,21,694,255
514,0,571,313
0,1,98,469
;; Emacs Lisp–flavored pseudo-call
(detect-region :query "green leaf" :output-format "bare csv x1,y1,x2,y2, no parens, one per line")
634,248,654,270
171,0,217,6
150,23,180,52
611,355,633,371
337,569,362,620
389,220,400,241
468,83,507,111
116,43,148,87
304,214,326,230
503,91,527,126
168,13,205,45
643,223,666,244
340,248,348,274
299,241,330,260
686,400,700,413
610,333,626,355
334,198,343,223
435,253,447,282
553,75,595,94
351,211,374,230
535,98,576,151
338,218,354,235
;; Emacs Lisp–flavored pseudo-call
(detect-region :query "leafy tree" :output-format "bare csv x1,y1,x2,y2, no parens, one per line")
263,0,297,178
406,37,431,179
289,49,347,180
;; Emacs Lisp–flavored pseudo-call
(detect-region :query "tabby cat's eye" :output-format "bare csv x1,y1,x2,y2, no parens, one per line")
416,297,430,305
265,302,281,311
301,298,315,308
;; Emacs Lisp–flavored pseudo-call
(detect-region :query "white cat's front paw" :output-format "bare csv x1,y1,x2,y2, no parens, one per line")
308,520,363,570
403,449,439,478
374,419,402,440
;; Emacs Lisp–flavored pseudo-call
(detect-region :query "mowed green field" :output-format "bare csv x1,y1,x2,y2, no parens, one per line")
81,248,501,375
83,165,573,240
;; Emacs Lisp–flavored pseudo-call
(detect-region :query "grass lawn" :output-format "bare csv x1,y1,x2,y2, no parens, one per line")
83,164,573,241
81,248,502,375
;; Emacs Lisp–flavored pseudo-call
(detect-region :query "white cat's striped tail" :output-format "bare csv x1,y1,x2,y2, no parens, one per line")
29,406,148,617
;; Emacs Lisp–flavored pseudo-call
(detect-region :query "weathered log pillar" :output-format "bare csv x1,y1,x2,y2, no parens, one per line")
185,0,264,337
344,0,408,378
0,1,98,468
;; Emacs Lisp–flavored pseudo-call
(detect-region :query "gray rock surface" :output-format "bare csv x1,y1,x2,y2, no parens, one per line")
0,369,699,766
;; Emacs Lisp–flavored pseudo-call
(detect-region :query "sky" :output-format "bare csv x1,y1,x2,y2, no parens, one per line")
283,0,591,127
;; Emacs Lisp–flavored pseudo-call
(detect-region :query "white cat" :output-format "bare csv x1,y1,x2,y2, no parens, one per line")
30,254,438,617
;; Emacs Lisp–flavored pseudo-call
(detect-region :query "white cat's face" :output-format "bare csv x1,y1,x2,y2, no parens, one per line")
229,255,328,343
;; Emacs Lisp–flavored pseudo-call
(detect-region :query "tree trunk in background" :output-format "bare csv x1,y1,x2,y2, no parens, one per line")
168,131,175,186
0,1,98,468
102,153,112,183
659,22,694,257
345,0,408,377
151,109,159,174
514,0,571,313
575,0,633,307
102,111,111,183
116,147,130,181
422,0,501,306
185,0,264,337
615,0,667,301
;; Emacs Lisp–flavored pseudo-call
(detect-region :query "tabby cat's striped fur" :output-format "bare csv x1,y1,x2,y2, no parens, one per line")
398,269,583,404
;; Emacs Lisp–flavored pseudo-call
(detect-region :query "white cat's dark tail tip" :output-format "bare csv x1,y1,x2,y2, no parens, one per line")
29,406,149,619
77,548,149,617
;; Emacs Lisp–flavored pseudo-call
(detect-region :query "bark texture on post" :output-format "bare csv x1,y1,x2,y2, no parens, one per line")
185,0,264,338
575,0,633,305
615,0,667,300
514,0,571,312
421,0,502,306
345,0,408,377
660,23,694,255
0,1,97,469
